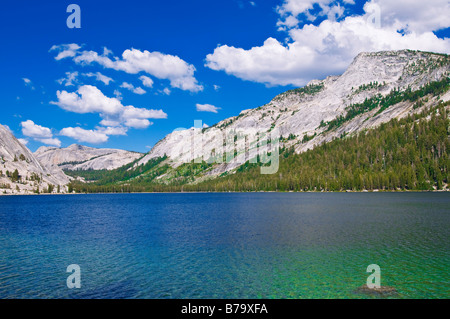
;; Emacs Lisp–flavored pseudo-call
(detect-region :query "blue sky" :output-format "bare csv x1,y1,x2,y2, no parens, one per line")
1,0,449,153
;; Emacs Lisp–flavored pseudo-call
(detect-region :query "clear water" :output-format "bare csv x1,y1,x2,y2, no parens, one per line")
0,193,448,299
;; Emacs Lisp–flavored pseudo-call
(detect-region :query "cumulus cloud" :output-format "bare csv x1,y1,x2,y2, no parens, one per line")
21,120,53,139
205,0,450,87
277,0,333,18
375,0,450,34
113,90,122,100
196,103,221,113
17,138,28,146
51,45,203,92
20,120,61,147
99,119,121,127
120,82,147,95
52,85,123,115
139,75,154,88
95,126,128,136
22,78,35,90
122,105,167,120
37,138,62,147
124,118,153,129
51,85,167,131
57,71,79,86
84,72,114,85
56,71,113,87
49,43,81,61
60,127,109,144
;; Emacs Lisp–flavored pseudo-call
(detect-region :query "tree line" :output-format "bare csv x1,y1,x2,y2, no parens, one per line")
68,101,449,193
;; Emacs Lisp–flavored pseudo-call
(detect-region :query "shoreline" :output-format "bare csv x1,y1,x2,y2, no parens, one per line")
1,189,449,197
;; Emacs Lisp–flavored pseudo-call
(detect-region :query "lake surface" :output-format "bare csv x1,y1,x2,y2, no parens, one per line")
0,193,448,299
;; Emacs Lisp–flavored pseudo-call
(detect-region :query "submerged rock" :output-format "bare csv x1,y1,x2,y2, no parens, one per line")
354,284,398,296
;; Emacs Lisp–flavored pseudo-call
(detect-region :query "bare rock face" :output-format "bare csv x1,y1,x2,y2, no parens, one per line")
0,125,69,195
137,50,450,176
35,144,143,171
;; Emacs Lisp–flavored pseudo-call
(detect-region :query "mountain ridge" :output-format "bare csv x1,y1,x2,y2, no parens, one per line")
135,49,449,177
35,144,143,171
0,124,69,194
2,49,449,194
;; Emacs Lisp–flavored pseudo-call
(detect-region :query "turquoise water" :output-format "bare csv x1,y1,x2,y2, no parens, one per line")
0,193,448,299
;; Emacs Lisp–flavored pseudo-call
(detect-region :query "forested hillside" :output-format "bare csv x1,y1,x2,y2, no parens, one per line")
67,100,449,193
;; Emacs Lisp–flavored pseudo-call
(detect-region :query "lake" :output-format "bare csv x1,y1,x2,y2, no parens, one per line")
0,193,448,299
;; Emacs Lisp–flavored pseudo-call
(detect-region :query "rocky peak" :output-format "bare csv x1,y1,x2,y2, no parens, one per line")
35,144,143,171
0,124,69,194
135,50,449,177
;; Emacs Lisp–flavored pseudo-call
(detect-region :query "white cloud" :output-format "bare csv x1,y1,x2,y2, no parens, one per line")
57,71,113,87
213,85,221,91
102,47,113,56
113,90,123,100
122,105,167,120
139,75,154,88
205,0,450,87
375,0,450,34
99,119,121,127
57,71,79,86
84,72,114,85
60,127,109,144
277,0,332,19
120,82,135,90
21,120,53,139
37,138,62,147
124,118,153,129
49,43,81,61
51,46,203,92
277,15,300,30
206,38,319,86
22,78,35,90
196,103,221,113
52,85,124,115
120,82,147,95
276,0,350,27
95,126,128,136
17,138,28,146
20,120,61,147
51,85,167,131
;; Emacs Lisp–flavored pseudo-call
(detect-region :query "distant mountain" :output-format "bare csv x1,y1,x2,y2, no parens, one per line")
35,144,143,171
137,50,450,175
66,49,450,192
0,124,69,195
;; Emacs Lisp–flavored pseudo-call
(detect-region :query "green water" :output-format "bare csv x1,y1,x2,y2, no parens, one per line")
0,193,448,298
